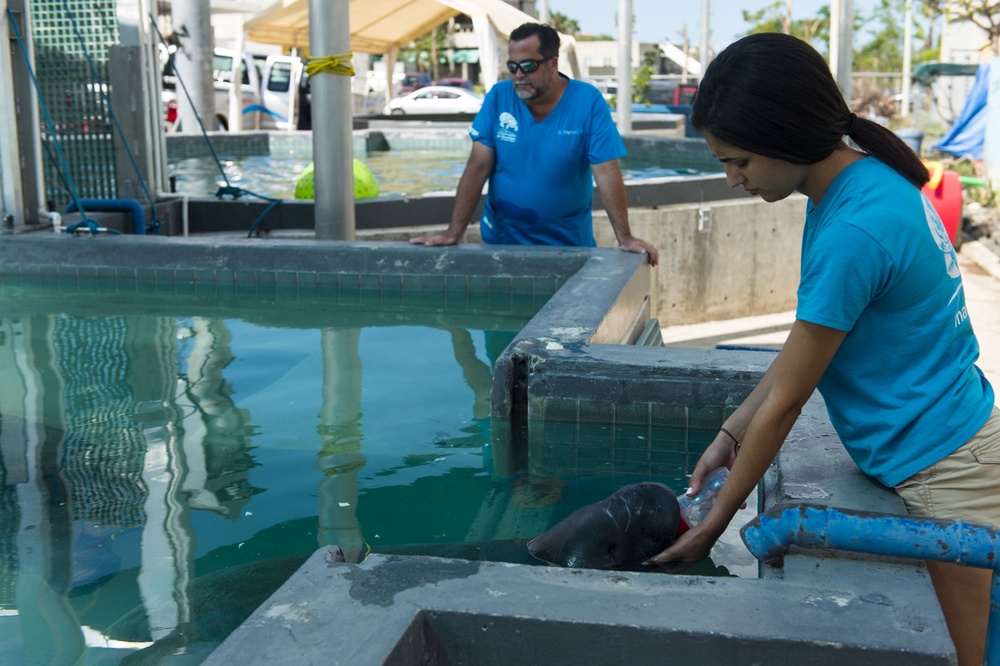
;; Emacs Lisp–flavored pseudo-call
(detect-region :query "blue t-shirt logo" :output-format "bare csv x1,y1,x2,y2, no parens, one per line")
497,112,518,143
922,194,960,279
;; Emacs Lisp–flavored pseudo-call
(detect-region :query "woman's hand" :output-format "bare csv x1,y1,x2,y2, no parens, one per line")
686,432,738,497
648,520,721,573
651,432,744,573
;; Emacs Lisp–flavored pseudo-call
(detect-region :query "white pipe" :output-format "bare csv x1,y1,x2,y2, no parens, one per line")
141,0,171,198
12,1,49,227
229,24,245,133
829,0,854,104
616,0,632,136
46,211,63,233
901,0,913,118
0,0,23,230
700,0,710,77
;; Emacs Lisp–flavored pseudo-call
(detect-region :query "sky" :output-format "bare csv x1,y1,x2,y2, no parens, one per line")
543,0,876,51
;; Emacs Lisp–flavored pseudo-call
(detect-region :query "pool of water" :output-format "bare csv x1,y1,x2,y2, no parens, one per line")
0,280,746,664
167,150,706,200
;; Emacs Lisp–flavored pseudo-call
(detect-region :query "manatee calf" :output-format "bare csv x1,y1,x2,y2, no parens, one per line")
526,482,682,570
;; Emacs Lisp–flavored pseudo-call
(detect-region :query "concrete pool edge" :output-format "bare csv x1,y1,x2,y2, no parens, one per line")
0,233,954,663
202,546,950,665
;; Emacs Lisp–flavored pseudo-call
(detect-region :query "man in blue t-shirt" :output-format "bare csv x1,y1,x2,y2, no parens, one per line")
410,22,658,266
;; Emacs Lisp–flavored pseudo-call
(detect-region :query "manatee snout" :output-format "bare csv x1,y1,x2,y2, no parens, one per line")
526,482,681,570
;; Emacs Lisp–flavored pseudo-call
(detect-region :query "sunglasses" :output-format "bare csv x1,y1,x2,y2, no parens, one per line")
506,57,552,75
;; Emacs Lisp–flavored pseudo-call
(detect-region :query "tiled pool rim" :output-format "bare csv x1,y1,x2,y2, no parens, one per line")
0,233,955,664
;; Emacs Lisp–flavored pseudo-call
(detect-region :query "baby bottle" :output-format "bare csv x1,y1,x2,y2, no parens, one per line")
677,467,729,530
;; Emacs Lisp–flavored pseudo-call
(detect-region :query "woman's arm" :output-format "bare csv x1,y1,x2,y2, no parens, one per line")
650,319,848,570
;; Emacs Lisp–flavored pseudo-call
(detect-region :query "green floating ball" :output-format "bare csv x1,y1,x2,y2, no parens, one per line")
352,159,379,199
293,162,314,200
294,160,379,200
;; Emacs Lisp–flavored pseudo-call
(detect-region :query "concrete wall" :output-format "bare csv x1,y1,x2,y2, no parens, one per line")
57,190,808,328
594,195,809,325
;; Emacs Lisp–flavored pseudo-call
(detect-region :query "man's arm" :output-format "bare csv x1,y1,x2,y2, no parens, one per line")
410,142,494,246
591,159,659,266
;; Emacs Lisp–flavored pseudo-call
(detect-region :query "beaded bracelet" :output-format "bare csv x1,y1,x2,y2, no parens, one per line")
719,427,741,455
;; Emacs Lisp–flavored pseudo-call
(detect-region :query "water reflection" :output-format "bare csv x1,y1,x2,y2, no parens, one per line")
0,312,259,662
315,328,366,563
314,326,496,564
0,304,511,662
0,288,740,663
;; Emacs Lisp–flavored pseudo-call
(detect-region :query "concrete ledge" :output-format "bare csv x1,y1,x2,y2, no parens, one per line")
204,548,951,665
0,233,596,276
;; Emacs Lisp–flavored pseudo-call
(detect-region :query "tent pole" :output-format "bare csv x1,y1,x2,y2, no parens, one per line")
310,0,355,241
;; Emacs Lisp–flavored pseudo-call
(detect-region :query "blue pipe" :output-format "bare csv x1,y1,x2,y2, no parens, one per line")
741,504,1000,664
65,198,146,234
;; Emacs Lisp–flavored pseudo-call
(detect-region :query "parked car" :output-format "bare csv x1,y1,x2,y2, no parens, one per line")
397,71,431,95
435,77,475,92
161,47,305,132
383,86,483,115
638,80,698,106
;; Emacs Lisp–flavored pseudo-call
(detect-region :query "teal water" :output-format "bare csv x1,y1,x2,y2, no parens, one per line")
0,282,745,664
167,149,706,199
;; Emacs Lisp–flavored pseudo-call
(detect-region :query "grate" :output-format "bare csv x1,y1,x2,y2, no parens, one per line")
31,0,120,209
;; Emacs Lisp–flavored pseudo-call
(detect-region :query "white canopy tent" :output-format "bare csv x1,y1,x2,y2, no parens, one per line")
243,0,579,99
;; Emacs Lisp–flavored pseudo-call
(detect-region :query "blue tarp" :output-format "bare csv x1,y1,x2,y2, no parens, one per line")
933,62,989,159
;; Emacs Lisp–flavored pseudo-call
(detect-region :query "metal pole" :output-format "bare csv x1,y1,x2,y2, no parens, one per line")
538,0,549,24
171,0,214,132
829,0,841,81
616,0,632,137
901,0,913,118
829,0,854,105
700,0,710,78
0,0,25,230
4,0,46,230
310,0,355,241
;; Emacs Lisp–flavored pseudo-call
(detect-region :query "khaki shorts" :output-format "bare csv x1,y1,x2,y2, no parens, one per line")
894,406,1000,526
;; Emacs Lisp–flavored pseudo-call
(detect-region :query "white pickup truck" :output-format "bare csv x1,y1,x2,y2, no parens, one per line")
162,47,306,132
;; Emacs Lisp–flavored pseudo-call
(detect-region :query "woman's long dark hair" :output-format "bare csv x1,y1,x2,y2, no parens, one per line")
692,33,928,188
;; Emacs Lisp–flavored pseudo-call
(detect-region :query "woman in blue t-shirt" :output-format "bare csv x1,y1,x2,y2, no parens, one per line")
649,33,998,666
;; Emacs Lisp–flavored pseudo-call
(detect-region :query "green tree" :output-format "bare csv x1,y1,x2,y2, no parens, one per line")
401,24,449,77
924,0,1000,53
854,0,938,71
919,0,944,56
550,11,580,36
855,0,907,71
632,59,654,105
741,1,829,50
